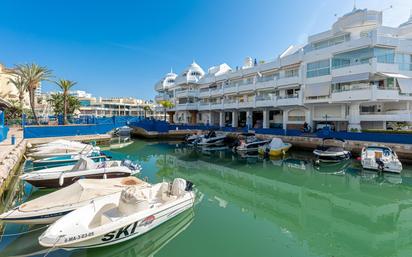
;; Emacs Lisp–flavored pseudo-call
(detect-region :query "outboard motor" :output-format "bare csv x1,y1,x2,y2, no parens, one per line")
185,180,194,191
122,159,140,171
376,158,385,173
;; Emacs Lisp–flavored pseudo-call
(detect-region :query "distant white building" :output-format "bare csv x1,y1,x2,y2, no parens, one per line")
155,7,412,131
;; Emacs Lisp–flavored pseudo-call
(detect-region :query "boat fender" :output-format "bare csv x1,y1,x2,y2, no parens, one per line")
58,173,65,186
103,173,107,180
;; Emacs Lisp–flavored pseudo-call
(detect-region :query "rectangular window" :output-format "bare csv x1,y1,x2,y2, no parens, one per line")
285,69,299,78
306,59,330,78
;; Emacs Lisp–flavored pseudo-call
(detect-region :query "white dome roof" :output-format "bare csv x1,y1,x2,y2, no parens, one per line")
154,70,177,91
399,13,412,28
175,61,205,85
180,61,205,77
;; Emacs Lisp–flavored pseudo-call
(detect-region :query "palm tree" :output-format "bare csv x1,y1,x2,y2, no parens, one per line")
158,100,174,121
13,64,52,124
54,79,77,125
143,106,152,119
7,74,27,114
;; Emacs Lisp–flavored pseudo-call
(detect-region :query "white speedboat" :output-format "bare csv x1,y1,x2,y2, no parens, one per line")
20,157,142,188
361,146,402,173
0,177,149,224
39,178,195,249
313,138,351,163
233,133,270,153
28,139,88,151
197,130,227,147
185,133,205,145
28,144,100,160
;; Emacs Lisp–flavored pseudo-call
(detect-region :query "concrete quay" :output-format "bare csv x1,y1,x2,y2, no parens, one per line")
0,131,112,199
0,128,26,199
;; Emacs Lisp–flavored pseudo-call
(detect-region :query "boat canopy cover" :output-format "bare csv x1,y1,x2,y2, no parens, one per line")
269,138,285,148
72,157,98,171
19,177,147,212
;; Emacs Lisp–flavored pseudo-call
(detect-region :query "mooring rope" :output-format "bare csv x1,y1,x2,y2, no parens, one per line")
0,224,50,239
43,235,64,257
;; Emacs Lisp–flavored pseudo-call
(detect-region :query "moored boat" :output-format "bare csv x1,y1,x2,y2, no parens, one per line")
20,157,142,188
197,130,227,147
233,133,270,153
28,144,100,160
313,138,351,163
31,151,108,170
258,138,292,157
361,146,402,173
38,178,195,249
0,177,149,224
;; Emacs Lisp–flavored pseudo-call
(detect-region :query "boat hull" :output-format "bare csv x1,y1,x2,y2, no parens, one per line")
313,150,351,163
40,195,195,249
25,172,133,188
258,144,292,157
0,210,72,224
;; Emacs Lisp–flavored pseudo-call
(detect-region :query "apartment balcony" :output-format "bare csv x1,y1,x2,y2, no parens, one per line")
210,102,223,110
175,103,198,111
210,88,223,96
331,85,401,102
255,80,276,90
223,85,237,94
304,95,331,104
255,97,276,108
198,103,211,111
237,82,255,93
277,94,302,106
175,90,198,98
360,111,412,122
373,88,400,100
238,100,254,109
331,87,372,102
155,94,170,102
223,101,238,109
276,76,300,87
198,89,210,98
331,62,372,77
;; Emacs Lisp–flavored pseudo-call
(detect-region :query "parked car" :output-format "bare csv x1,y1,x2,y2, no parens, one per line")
316,122,335,131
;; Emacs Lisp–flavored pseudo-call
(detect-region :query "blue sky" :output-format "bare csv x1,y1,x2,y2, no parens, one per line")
0,0,410,100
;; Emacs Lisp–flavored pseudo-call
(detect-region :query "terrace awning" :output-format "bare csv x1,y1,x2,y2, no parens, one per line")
305,82,330,97
397,78,412,94
377,72,410,79
331,72,370,84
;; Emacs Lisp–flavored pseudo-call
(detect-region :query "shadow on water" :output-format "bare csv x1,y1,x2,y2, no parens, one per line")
2,139,412,257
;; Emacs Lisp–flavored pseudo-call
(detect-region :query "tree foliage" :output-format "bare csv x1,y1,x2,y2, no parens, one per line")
48,93,81,117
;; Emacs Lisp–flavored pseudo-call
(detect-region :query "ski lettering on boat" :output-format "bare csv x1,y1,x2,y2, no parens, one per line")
101,220,140,241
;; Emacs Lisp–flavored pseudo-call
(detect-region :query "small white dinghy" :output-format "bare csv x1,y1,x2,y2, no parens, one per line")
29,139,89,152
20,157,142,188
39,178,195,249
361,146,402,173
28,144,100,160
0,177,149,224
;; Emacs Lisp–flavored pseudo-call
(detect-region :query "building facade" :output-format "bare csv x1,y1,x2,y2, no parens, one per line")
154,8,412,131
69,91,164,119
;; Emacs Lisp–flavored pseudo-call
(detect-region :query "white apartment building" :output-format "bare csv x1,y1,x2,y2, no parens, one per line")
154,8,412,131
70,91,164,119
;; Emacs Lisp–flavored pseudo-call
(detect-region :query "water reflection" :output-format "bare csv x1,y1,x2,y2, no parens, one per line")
156,145,412,257
0,209,194,257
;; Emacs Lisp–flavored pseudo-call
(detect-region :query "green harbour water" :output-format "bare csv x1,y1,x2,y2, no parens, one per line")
2,139,412,257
